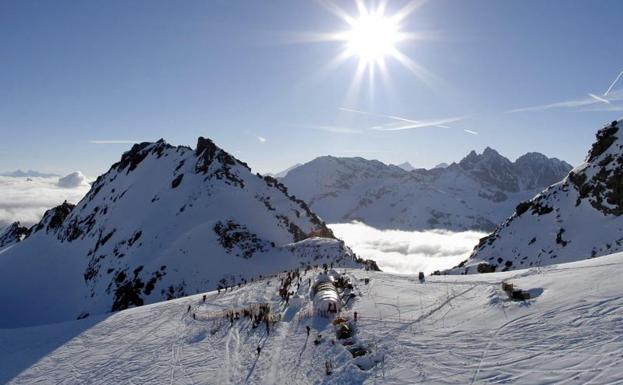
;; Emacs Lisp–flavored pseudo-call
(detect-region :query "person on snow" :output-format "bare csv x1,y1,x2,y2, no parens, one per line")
325,360,332,375
306,325,311,336
202,295,207,303
314,334,322,345
354,311,358,322
257,346,262,356
187,305,191,313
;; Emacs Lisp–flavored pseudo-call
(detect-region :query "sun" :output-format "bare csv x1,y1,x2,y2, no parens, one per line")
344,13,401,64
311,0,431,94
294,1,434,100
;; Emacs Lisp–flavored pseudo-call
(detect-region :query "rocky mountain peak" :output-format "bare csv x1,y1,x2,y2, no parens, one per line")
450,119,623,274
31,201,75,235
282,147,571,232
0,137,365,327
0,222,29,248
458,147,518,192
482,146,502,157
459,147,512,170
568,120,623,215
516,151,548,163
396,162,415,172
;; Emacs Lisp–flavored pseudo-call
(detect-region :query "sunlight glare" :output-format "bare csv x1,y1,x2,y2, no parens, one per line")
345,13,401,63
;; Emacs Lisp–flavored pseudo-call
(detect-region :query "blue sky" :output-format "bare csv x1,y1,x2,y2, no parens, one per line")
1,0,622,176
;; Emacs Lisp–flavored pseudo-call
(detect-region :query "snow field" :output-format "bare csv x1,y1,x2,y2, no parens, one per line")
3,252,623,384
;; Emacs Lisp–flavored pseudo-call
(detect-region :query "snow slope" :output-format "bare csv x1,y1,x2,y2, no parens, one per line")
0,138,369,328
281,150,571,232
453,120,623,274
3,251,623,384
269,163,303,179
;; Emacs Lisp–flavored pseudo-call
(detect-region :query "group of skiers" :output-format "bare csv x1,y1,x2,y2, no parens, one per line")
277,267,309,304
213,262,332,297
216,279,247,294
220,302,276,334
183,265,365,376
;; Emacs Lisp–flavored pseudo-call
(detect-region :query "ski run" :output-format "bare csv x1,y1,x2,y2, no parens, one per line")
3,250,623,384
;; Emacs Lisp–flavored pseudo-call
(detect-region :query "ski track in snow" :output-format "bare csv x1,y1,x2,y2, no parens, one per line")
3,254,623,384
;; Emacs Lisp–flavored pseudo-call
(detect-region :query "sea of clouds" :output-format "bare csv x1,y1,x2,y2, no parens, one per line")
329,222,486,275
0,173,90,230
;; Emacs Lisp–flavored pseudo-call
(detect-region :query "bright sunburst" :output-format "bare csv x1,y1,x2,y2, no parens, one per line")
342,12,402,64
312,0,432,100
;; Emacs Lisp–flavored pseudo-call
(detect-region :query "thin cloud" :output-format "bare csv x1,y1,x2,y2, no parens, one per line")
242,130,268,144
507,97,598,113
292,123,362,134
463,129,478,135
340,107,420,124
88,140,142,144
509,88,623,113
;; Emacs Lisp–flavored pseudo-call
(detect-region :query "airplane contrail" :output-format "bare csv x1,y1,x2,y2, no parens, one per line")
510,71,623,113
370,116,465,131
605,70,623,96
588,93,611,105
339,107,420,124
340,107,467,131
463,129,478,135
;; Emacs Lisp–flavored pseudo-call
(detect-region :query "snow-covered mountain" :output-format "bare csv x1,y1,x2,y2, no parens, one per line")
395,161,415,171
0,137,371,328
269,163,303,178
281,149,571,231
452,120,623,274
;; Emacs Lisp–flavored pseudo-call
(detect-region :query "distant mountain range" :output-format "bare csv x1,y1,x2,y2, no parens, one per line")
450,120,623,273
281,149,572,231
0,169,59,178
0,138,371,327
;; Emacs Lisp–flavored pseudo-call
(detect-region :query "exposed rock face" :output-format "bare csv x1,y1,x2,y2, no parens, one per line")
0,222,29,248
449,120,623,274
281,150,572,231
0,137,363,328
31,201,75,234
515,152,574,190
570,122,623,215
459,147,520,192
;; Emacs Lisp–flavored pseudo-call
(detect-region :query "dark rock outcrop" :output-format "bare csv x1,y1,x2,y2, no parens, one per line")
0,222,29,248
449,120,623,274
